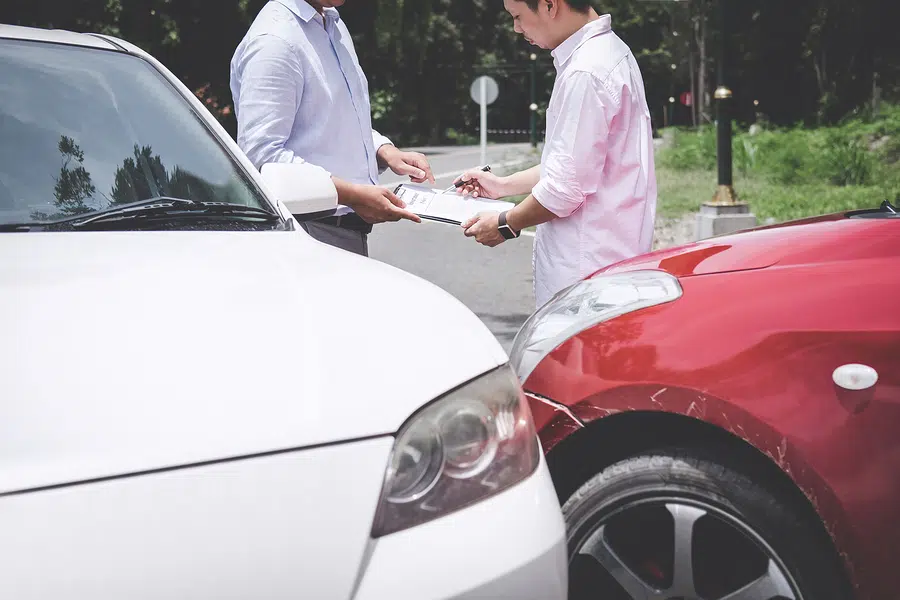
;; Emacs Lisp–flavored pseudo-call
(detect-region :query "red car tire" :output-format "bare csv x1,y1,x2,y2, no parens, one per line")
563,451,851,600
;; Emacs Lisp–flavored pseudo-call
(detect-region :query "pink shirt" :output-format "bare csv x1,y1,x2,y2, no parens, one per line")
531,15,657,308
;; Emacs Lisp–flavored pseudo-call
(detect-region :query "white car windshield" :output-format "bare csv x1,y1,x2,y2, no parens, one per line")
0,38,270,227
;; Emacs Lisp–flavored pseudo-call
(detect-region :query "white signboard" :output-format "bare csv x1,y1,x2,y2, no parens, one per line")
470,76,499,105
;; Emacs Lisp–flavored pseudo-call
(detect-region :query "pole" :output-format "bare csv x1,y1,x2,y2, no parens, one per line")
480,77,487,166
711,0,736,204
689,35,697,127
530,54,537,148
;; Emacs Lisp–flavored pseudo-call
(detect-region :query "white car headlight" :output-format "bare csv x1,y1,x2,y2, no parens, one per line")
371,365,540,537
509,270,683,382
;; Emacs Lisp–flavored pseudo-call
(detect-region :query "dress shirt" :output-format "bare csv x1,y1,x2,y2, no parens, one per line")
230,0,391,216
530,15,657,308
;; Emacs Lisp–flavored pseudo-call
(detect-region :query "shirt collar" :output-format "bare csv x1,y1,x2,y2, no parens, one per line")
552,14,612,70
275,0,340,24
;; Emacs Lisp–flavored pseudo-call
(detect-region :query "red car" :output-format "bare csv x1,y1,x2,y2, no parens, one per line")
511,201,899,600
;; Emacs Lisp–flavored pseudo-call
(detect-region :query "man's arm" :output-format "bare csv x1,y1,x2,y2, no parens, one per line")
461,193,555,247
463,72,610,245
504,194,557,232
503,165,543,197
234,34,312,169
234,35,418,223
454,164,541,199
529,72,610,220
373,134,435,184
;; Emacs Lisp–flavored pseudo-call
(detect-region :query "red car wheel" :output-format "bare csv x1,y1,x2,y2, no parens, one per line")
563,451,851,600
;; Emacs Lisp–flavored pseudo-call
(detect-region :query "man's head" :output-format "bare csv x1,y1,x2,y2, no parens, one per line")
503,0,595,50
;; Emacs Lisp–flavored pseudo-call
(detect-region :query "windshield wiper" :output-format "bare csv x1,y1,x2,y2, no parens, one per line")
0,197,281,232
0,223,40,232
0,197,204,232
70,196,281,229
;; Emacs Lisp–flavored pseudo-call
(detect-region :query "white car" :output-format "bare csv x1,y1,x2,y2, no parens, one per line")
0,25,567,600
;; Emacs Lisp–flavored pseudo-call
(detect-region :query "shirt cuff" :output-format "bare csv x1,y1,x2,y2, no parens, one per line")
373,133,394,175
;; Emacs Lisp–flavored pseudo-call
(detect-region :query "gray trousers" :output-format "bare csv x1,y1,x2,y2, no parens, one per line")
299,221,369,257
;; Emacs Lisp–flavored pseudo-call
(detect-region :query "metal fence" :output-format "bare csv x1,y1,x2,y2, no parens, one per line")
484,129,546,144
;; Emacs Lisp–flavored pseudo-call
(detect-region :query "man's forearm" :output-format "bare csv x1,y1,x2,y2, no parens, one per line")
505,194,557,232
332,177,361,207
501,165,542,197
375,142,394,170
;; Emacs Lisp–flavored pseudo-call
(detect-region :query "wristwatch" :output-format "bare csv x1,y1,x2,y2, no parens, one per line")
498,211,521,240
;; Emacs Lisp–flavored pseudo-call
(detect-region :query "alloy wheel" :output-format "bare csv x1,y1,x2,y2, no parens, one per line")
570,497,802,600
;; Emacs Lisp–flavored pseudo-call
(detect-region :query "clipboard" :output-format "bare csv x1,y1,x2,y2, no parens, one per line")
392,183,515,226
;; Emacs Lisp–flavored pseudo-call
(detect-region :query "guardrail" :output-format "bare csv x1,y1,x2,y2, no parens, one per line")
485,129,545,144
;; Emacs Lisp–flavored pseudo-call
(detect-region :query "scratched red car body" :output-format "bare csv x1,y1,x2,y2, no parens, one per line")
515,203,899,600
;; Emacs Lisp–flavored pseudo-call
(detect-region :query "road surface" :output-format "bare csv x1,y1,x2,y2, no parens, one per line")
369,144,538,353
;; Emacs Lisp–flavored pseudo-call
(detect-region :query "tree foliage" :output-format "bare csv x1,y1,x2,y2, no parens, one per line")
2,0,895,145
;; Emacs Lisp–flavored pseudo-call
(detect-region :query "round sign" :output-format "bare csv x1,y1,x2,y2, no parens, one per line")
470,75,499,105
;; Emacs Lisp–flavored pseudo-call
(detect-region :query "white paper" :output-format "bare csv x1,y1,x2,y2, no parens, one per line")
393,184,515,225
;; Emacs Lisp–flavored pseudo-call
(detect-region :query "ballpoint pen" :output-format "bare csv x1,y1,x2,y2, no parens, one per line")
444,165,491,193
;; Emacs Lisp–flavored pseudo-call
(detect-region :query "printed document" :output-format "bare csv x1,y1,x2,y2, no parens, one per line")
393,184,515,225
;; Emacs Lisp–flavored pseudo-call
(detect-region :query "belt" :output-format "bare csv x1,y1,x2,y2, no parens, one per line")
316,212,373,234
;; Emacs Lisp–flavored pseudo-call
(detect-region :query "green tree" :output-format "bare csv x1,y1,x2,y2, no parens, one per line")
52,136,96,216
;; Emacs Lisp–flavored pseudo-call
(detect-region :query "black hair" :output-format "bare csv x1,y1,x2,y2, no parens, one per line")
518,0,593,14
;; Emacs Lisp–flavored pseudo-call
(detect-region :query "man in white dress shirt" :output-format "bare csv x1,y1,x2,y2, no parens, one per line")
231,0,435,256
458,0,657,308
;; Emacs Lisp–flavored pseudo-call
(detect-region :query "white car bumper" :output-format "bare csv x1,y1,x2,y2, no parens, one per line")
353,453,568,600
0,438,566,600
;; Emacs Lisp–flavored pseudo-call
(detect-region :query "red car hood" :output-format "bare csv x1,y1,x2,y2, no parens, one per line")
599,211,885,278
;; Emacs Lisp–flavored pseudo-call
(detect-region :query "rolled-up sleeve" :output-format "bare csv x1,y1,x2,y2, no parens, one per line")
372,130,392,152
233,34,329,177
532,71,611,218
371,129,393,174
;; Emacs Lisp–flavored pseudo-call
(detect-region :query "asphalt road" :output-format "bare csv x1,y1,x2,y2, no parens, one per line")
369,144,538,353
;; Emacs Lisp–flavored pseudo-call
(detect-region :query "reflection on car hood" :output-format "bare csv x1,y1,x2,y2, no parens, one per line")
599,212,893,278
0,230,507,493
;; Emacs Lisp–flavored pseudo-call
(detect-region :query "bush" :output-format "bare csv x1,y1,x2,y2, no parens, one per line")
444,128,478,146
657,104,898,190
658,126,717,171
746,128,821,185
819,130,875,186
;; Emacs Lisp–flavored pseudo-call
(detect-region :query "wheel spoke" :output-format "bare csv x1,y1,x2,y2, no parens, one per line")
578,524,660,600
665,503,705,597
719,559,797,600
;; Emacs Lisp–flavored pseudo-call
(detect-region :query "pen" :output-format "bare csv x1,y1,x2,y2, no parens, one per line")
444,165,491,193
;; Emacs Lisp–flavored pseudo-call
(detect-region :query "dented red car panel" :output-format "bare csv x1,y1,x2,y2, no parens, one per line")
524,212,900,599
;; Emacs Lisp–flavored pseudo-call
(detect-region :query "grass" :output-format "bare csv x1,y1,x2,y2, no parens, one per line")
656,167,893,222
506,165,894,226
494,103,900,226
656,104,900,223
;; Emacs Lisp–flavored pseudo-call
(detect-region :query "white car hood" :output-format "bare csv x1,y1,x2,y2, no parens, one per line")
0,230,507,494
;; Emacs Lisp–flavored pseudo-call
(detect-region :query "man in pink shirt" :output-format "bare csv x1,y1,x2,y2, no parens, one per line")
458,0,657,308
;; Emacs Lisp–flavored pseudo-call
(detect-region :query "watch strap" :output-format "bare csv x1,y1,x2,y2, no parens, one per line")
498,211,520,240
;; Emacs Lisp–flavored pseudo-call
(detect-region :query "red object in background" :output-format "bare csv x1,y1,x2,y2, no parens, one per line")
680,91,693,106
525,206,899,599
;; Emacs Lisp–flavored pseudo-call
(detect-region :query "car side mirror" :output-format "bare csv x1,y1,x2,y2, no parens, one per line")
259,162,338,219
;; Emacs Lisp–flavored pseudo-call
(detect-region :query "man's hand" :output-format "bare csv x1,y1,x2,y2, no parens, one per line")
377,145,435,184
462,211,505,247
453,169,509,199
336,180,422,224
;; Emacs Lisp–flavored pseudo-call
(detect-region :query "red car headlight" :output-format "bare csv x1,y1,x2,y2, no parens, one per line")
509,270,683,382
